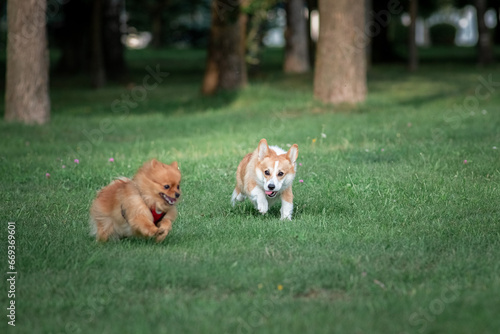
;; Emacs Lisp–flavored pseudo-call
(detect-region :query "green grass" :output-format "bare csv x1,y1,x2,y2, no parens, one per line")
1,47,500,334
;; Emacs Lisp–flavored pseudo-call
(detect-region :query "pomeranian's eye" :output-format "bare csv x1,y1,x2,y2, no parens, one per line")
278,171,284,177
164,185,170,190
264,170,270,176
177,185,180,190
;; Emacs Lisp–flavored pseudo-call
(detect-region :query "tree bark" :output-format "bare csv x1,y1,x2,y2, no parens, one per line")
408,0,418,71
313,0,366,104
5,0,50,124
202,0,247,95
246,9,267,73
151,0,169,49
151,11,163,49
475,0,494,65
284,0,310,73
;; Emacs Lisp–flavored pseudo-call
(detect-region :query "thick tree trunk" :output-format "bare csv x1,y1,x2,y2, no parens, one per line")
91,0,106,88
313,0,366,104
408,0,418,71
284,0,310,73
5,0,50,124
202,0,247,95
475,0,494,65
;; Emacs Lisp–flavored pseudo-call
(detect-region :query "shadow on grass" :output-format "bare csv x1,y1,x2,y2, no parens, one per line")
34,48,241,118
398,91,453,108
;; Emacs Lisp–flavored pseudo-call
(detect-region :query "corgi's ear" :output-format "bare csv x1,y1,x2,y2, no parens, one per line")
286,144,298,164
170,161,178,169
257,139,269,161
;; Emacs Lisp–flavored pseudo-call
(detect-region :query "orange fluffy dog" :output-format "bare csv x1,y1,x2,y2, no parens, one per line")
90,159,181,242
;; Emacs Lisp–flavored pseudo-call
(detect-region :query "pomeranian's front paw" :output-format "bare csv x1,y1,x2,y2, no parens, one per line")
155,228,169,242
257,199,268,214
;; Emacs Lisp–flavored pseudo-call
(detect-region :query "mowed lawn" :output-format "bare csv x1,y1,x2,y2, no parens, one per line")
1,48,500,334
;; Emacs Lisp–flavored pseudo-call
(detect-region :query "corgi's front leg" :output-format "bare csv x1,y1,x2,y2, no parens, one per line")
280,187,294,220
250,187,268,214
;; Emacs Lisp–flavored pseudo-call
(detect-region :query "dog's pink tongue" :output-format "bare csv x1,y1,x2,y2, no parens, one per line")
265,191,273,195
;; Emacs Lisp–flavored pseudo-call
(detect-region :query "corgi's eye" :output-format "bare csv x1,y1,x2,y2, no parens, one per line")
164,185,170,190
278,171,284,177
264,170,270,176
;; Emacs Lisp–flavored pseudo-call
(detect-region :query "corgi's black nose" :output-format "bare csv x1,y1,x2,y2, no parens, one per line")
268,184,275,190
175,192,180,198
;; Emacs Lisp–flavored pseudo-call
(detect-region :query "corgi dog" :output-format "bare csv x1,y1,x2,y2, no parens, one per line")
89,159,181,242
231,138,299,220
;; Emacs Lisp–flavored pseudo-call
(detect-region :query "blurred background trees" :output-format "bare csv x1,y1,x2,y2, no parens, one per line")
283,0,310,73
202,0,247,95
1,0,499,123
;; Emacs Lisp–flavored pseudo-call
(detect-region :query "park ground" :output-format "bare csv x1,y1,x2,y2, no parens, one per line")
0,47,500,333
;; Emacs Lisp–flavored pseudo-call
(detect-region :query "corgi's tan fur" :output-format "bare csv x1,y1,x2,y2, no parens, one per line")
89,159,181,242
231,138,299,220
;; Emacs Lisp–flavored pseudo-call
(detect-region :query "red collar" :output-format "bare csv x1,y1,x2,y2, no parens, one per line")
151,206,166,226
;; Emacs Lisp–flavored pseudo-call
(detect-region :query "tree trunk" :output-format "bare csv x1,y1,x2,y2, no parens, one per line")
365,0,372,69
151,0,168,49
5,0,50,124
246,9,267,73
91,0,106,88
103,0,126,79
284,0,310,73
202,0,247,95
475,0,494,65
408,0,418,71
313,0,366,104
151,11,163,49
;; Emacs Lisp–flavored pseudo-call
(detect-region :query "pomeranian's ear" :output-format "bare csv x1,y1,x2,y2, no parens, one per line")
170,161,178,169
150,159,161,168
286,144,298,165
257,138,269,161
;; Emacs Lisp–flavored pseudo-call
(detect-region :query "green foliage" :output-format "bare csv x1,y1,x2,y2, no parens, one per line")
242,0,280,14
430,23,457,45
1,48,500,333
